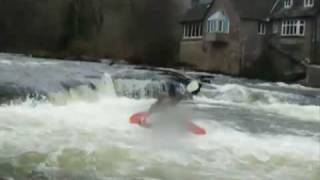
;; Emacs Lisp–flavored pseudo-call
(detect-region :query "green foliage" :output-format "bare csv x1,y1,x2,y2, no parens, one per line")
0,0,185,65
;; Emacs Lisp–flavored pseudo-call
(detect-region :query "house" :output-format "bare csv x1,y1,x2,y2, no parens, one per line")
179,0,320,81
269,0,320,81
270,0,319,64
179,0,275,77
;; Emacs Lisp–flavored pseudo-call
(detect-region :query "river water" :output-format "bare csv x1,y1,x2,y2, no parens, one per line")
0,54,319,180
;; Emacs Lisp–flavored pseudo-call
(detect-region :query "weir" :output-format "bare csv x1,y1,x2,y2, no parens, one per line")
0,53,194,104
0,53,319,180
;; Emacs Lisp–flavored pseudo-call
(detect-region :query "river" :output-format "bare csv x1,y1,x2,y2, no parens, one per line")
0,54,319,180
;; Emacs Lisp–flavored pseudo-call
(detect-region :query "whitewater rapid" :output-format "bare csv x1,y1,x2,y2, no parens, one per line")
0,59,319,179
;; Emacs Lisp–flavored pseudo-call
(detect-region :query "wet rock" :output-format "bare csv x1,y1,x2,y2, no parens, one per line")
0,84,45,104
57,148,91,172
0,177,15,180
0,54,107,103
60,81,85,91
198,75,215,84
0,53,209,102
0,163,15,178
27,170,48,180
14,152,48,178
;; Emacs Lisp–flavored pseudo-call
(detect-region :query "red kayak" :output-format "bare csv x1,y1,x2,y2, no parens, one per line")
129,112,206,135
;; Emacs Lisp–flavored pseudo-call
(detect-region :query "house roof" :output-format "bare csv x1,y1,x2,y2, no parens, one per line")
180,3,212,23
271,7,318,18
230,0,276,20
270,0,319,19
181,0,275,23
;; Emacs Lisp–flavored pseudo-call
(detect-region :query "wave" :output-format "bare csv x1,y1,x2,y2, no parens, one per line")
194,95,320,122
0,96,318,179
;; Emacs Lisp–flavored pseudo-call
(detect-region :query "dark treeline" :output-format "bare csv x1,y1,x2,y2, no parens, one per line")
0,0,187,65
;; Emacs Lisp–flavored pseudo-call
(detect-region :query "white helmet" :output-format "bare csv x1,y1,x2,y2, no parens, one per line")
186,80,201,94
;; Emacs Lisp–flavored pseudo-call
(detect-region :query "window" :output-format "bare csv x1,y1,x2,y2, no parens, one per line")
183,22,203,39
207,11,229,33
258,22,266,35
281,20,305,36
284,0,293,8
304,0,314,7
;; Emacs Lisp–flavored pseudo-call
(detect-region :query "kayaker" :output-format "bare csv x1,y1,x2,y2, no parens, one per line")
148,80,201,113
138,80,201,128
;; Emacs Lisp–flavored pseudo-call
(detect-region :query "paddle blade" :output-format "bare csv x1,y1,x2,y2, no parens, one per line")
188,122,206,135
129,112,149,124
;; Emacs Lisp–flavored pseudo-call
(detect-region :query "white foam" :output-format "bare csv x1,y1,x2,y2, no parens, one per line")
0,95,319,179
194,121,320,161
0,59,13,65
275,82,320,91
260,103,320,122
0,65,319,179
194,92,320,122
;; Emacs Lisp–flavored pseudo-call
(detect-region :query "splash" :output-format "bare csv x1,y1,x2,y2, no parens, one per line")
0,69,319,179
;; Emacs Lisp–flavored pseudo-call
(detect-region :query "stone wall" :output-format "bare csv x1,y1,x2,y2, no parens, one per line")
239,20,267,76
314,15,320,65
268,46,305,81
179,40,208,68
307,65,320,87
